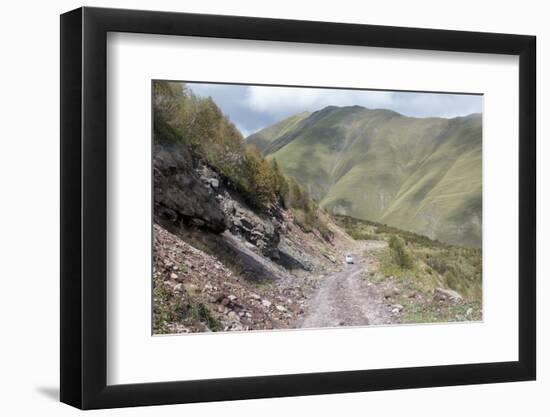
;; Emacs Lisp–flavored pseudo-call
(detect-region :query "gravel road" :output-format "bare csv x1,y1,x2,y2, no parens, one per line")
300,242,394,329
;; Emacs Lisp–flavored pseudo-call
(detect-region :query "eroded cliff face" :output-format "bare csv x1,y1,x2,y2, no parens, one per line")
153,133,357,333
153,133,351,284
153,140,226,233
154,139,284,270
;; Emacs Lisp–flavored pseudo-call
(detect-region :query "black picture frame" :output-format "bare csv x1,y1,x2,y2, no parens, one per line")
60,6,536,410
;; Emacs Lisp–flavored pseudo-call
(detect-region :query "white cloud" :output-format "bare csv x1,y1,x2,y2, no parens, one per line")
244,85,481,119
245,86,388,117
186,82,482,136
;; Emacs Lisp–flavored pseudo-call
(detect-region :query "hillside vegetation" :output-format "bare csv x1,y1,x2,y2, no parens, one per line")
247,111,311,153
154,81,330,236
248,105,482,247
335,215,482,322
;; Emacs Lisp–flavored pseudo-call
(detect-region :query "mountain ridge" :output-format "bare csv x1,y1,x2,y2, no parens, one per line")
247,106,482,247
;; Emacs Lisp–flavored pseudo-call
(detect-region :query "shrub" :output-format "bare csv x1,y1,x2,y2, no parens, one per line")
349,230,378,241
153,279,222,333
244,145,279,206
153,280,187,333
389,235,413,269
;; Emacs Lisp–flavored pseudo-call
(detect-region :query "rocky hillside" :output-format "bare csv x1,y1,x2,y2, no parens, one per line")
248,106,482,248
153,81,355,333
154,225,328,333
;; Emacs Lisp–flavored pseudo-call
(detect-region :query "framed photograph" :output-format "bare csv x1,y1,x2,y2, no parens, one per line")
60,6,536,409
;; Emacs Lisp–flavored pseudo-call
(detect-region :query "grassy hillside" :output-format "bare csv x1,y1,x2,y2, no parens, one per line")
249,106,482,247
335,215,482,321
247,111,311,153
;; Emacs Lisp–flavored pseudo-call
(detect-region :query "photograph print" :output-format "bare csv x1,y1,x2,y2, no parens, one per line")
152,80,482,335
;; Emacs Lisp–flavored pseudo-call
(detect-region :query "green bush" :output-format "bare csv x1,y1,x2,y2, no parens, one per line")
389,235,413,269
153,279,223,333
425,248,482,300
194,303,223,332
243,145,279,206
349,230,378,241
153,280,187,333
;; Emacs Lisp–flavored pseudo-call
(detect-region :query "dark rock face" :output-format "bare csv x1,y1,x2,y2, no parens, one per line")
153,136,312,277
277,238,313,271
153,140,226,233
219,195,281,260
222,232,288,281
153,137,282,256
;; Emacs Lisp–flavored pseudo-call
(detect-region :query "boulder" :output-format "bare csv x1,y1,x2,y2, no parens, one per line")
433,287,463,303
383,287,399,299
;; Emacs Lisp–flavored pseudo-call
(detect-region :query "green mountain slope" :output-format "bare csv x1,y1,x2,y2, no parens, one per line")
247,111,311,153
248,106,482,247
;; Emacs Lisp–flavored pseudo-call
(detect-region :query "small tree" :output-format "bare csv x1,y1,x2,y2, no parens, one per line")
389,235,413,269
244,145,278,206
270,159,289,205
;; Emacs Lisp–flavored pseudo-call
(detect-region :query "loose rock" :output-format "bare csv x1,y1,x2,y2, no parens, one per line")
433,288,463,303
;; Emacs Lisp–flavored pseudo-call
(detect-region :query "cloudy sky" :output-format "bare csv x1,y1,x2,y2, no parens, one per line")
186,82,482,137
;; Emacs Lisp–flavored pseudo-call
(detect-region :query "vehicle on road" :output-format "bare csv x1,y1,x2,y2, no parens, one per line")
345,254,354,264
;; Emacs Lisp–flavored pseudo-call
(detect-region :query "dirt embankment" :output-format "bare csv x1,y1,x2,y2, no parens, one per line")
153,215,356,334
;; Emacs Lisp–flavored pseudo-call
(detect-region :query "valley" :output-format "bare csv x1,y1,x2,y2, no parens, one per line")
248,106,482,248
152,81,482,334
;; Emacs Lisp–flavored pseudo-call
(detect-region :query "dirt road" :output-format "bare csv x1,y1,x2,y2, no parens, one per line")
300,242,394,328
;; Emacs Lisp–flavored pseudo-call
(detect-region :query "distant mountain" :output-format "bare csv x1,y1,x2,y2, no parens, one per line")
247,111,311,153
247,106,482,247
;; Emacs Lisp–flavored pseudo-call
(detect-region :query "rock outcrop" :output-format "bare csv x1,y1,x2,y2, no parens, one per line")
153,140,226,233
153,132,353,295
219,190,282,260
153,135,308,274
